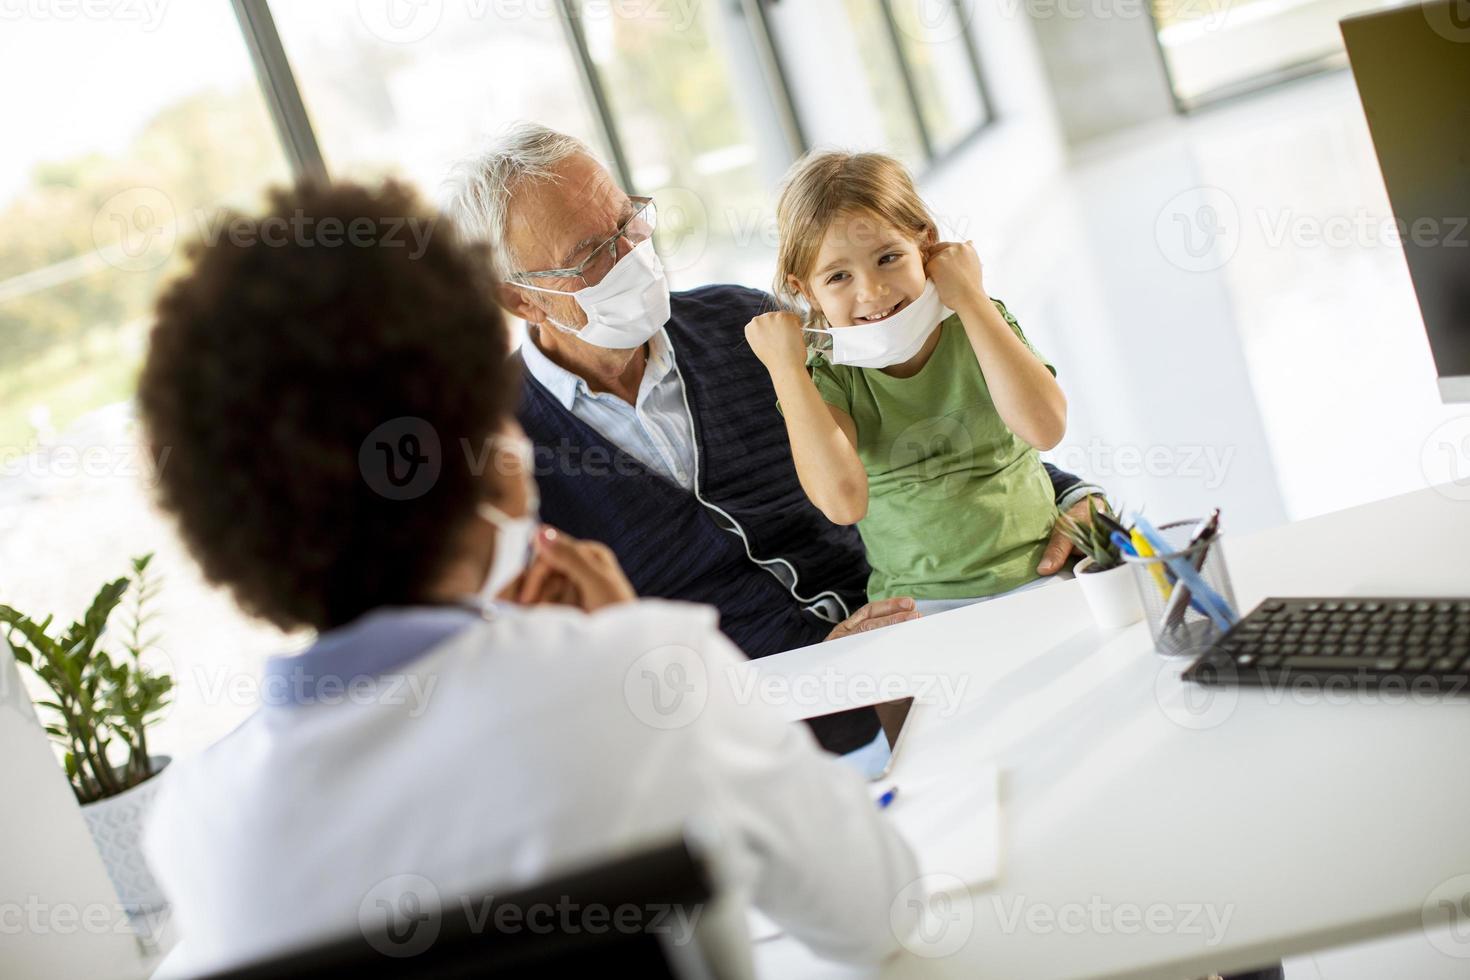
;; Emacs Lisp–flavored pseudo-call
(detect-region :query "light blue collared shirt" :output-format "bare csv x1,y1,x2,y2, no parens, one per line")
519,325,697,490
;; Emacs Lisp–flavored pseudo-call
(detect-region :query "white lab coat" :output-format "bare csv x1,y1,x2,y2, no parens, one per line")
143,599,920,974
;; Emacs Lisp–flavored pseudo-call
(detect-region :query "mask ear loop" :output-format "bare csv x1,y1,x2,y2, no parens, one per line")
802,325,833,358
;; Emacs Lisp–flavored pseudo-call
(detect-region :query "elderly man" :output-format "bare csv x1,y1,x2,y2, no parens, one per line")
445,123,1104,662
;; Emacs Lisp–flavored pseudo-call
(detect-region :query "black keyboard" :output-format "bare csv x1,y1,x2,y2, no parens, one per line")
1182,597,1470,693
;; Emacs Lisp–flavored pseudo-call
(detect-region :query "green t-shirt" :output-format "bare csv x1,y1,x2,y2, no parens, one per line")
809,300,1058,602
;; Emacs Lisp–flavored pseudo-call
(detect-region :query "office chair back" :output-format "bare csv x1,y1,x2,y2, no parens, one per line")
189,834,729,979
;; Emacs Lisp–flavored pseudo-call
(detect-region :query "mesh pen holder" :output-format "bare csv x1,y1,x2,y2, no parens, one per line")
1121,519,1238,658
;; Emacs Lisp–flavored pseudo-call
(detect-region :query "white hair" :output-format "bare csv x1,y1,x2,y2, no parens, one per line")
443,122,596,278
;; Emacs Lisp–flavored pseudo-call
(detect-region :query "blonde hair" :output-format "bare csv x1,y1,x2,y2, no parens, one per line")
773,151,938,328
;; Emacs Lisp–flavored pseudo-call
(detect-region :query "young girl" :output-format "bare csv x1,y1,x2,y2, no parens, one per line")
746,151,1067,613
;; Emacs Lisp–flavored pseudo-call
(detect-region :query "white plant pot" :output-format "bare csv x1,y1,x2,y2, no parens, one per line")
81,755,170,912
1075,558,1145,630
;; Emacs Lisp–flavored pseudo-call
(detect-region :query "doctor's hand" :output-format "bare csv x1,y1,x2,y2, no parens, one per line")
744,311,809,378
512,527,637,612
924,240,987,315
824,597,921,641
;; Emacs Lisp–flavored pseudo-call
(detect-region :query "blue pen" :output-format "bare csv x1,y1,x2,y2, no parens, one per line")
1110,531,1138,557
877,786,899,810
1132,515,1239,630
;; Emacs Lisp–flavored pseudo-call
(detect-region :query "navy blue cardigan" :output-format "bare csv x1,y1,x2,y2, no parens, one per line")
516,284,1083,660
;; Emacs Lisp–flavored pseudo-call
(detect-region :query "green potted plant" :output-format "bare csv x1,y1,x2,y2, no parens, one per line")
1057,499,1144,629
0,553,174,911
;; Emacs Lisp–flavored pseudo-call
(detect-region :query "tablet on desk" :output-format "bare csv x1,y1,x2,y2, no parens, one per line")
802,696,915,781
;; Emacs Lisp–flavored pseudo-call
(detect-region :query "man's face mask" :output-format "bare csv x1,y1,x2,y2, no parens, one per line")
513,197,670,350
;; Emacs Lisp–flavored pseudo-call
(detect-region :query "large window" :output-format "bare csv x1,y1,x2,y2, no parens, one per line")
764,0,928,168
1151,0,1403,108
574,0,780,285
763,0,989,169
268,0,605,195
0,6,295,757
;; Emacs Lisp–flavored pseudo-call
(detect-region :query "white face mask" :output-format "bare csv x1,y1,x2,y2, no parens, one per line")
805,279,953,369
519,239,671,349
475,435,541,604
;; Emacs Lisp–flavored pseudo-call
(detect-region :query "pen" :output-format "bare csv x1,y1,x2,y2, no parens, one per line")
1129,528,1173,597
877,786,899,810
1133,516,1238,630
1163,511,1220,627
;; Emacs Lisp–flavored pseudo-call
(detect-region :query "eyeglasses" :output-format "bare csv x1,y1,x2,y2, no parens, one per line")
509,196,657,291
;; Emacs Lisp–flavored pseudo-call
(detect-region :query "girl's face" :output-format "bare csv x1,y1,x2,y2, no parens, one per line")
793,210,931,328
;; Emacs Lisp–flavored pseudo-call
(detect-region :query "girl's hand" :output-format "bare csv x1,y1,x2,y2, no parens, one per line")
745,311,809,378
925,240,987,314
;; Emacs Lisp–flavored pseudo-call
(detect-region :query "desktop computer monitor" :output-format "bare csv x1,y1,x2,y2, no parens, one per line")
1342,1,1470,402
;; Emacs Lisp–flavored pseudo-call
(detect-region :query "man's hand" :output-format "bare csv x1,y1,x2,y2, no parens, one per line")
1038,495,1103,575
924,240,987,315
824,597,920,641
744,310,809,378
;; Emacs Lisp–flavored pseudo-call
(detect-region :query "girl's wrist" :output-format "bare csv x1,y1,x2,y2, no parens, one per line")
953,289,991,320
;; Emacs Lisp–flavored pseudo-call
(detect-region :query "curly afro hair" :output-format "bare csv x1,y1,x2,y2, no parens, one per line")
139,180,517,631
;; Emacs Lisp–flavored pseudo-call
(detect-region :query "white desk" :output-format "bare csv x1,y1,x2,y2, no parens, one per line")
750,487,1470,980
